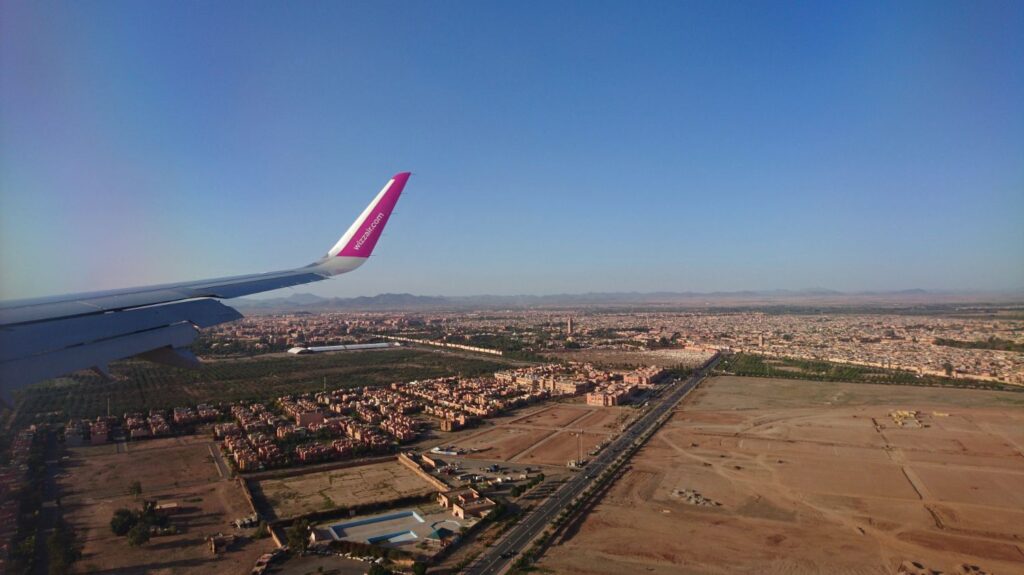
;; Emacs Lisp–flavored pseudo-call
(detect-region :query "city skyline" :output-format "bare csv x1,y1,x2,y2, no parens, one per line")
2,1,1023,301
2,4,1023,574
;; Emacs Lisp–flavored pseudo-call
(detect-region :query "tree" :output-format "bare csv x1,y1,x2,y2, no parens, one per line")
942,362,954,377
15,535,36,563
367,565,392,575
47,519,82,575
127,523,150,547
285,519,310,554
412,562,428,575
110,508,138,536
128,481,143,498
139,500,167,528
488,501,508,521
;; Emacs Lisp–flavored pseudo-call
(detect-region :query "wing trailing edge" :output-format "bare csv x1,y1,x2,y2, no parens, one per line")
0,172,410,398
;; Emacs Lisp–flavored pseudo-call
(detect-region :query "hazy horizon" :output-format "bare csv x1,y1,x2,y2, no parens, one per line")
236,286,1024,304
2,1,1022,300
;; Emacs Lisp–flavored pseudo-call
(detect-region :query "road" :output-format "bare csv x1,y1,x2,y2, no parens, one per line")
466,354,721,575
32,429,61,575
209,441,231,480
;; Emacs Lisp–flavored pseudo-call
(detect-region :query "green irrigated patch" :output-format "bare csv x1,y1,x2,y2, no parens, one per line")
13,348,518,426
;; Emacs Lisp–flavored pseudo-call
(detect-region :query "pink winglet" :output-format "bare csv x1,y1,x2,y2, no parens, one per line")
337,172,410,258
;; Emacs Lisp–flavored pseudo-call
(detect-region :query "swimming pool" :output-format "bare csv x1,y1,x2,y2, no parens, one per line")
328,510,426,543
366,530,419,544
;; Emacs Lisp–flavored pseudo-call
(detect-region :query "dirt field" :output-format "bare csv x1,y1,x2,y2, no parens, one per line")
444,403,631,470
63,436,223,498
513,431,612,466
538,376,1024,575
252,460,435,520
572,406,631,432
508,404,593,428
60,436,272,574
453,426,556,461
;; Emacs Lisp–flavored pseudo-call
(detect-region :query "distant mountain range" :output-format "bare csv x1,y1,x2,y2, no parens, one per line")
231,289,1023,312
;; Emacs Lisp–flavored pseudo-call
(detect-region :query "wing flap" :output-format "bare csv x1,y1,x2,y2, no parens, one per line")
0,299,242,363
0,322,199,400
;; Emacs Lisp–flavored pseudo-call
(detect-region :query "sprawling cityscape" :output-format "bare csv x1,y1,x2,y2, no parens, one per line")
202,307,1024,384
3,1,1023,574
1,299,1023,574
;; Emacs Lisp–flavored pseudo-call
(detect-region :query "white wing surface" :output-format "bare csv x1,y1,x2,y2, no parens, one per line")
0,172,411,398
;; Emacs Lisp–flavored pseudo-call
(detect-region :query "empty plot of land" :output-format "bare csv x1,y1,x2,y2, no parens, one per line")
538,376,1024,575
930,503,1024,541
514,431,611,466
684,376,1024,411
254,460,435,520
510,404,593,428
60,436,272,574
902,449,1024,471
571,407,629,432
454,427,555,461
912,465,1024,508
884,427,1021,457
773,417,887,447
774,457,921,499
66,436,222,500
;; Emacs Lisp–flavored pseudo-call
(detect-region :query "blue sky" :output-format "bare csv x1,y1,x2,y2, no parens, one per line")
2,1,1022,299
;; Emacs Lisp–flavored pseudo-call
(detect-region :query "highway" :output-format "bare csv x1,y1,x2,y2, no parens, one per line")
466,354,721,575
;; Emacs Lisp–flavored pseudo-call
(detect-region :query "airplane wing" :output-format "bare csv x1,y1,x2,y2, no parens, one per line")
0,172,411,399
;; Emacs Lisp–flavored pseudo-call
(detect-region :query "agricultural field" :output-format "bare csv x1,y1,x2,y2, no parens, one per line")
11,348,518,427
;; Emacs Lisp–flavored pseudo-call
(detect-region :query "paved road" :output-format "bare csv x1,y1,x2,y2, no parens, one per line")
208,441,231,480
466,355,721,575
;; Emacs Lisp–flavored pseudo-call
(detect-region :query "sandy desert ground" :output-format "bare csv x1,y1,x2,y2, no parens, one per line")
537,376,1024,575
